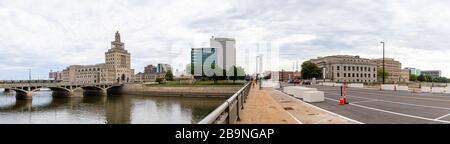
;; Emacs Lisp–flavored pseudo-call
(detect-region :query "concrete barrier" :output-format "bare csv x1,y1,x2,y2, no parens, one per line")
292,87,317,99
321,82,341,87
262,81,280,88
431,87,446,93
348,83,364,88
398,86,409,91
321,82,332,86
445,87,450,94
381,84,399,91
283,86,295,95
421,87,431,93
303,91,325,103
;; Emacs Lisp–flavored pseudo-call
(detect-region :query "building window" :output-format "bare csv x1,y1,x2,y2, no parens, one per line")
337,73,340,77
352,73,355,77
352,67,355,71
344,73,346,77
337,66,340,71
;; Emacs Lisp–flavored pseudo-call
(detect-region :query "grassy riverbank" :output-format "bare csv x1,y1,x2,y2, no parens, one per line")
145,81,246,87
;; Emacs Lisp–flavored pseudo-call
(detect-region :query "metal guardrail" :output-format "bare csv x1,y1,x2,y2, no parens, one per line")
198,82,251,124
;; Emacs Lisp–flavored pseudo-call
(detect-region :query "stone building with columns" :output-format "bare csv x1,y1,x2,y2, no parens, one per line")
310,55,378,83
62,31,135,84
371,58,409,83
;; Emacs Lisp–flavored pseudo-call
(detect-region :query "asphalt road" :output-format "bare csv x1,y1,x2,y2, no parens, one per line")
304,85,450,124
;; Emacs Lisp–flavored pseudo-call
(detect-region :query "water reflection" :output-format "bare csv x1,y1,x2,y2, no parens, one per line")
0,90,225,124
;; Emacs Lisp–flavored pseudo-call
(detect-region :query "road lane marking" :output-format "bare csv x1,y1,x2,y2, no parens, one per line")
348,90,450,102
325,97,450,124
349,89,450,99
274,89,363,124
286,111,303,124
314,86,450,99
350,99,379,104
324,91,450,110
435,113,450,120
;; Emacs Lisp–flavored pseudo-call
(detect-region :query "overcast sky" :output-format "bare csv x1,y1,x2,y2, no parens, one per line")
1,0,450,80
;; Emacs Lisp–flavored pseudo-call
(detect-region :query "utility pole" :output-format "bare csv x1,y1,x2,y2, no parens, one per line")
381,41,385,84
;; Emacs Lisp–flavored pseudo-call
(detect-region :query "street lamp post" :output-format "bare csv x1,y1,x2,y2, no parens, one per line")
256,56,260,76
381,41,385,84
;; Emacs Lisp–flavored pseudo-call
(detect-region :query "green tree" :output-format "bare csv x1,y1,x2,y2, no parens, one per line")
417,74,425,82
165,70,174,81
301,61,322,79
424,75,432,82
209,64,225,84
377,69,389,80
227,66,246,83
432,77,449,83
417,74,432,82
409,74,418,82
155,77,164,84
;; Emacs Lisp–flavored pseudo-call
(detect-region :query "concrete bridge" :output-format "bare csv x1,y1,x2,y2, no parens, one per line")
0,81,122,100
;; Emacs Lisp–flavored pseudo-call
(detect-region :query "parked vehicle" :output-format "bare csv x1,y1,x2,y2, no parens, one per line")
288,80,294,84
293,79,301,85
302,80,311,85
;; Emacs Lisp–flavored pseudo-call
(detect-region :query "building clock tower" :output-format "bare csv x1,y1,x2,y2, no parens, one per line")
105,31,133,83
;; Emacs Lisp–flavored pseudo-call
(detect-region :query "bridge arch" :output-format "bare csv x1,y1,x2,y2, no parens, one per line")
105,85,121,90
79,86,104,91
76,86,108,96
36,87,71,93
105,85,122,95
10,88,33,100
10,88,28,94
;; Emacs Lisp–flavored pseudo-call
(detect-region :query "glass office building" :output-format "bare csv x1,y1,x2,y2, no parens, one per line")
191,48,217,76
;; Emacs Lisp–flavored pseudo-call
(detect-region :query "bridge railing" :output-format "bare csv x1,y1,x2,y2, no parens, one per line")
0,82,119,88
198,82,251,124
0,80,63,84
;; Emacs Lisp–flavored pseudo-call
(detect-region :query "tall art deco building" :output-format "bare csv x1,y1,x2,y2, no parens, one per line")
62,31,135,84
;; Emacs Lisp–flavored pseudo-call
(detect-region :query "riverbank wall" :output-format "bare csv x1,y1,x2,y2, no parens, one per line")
116,84,242,98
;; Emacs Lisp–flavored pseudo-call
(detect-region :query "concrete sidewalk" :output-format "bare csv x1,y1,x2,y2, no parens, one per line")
238,87,300,124
238,85,357,124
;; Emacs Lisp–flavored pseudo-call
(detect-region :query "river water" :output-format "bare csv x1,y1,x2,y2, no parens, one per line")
0,90,225,124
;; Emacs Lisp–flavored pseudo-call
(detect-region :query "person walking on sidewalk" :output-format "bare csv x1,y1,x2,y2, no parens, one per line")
252,78,256,88
259,77,263,90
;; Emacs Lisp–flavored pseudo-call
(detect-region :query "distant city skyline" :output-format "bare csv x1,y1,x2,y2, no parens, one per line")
1,0,450,80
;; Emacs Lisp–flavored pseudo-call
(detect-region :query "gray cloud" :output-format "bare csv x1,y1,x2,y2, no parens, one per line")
1,0,450,79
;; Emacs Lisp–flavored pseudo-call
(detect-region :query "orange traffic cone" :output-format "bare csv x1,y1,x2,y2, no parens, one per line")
339,97,346,105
